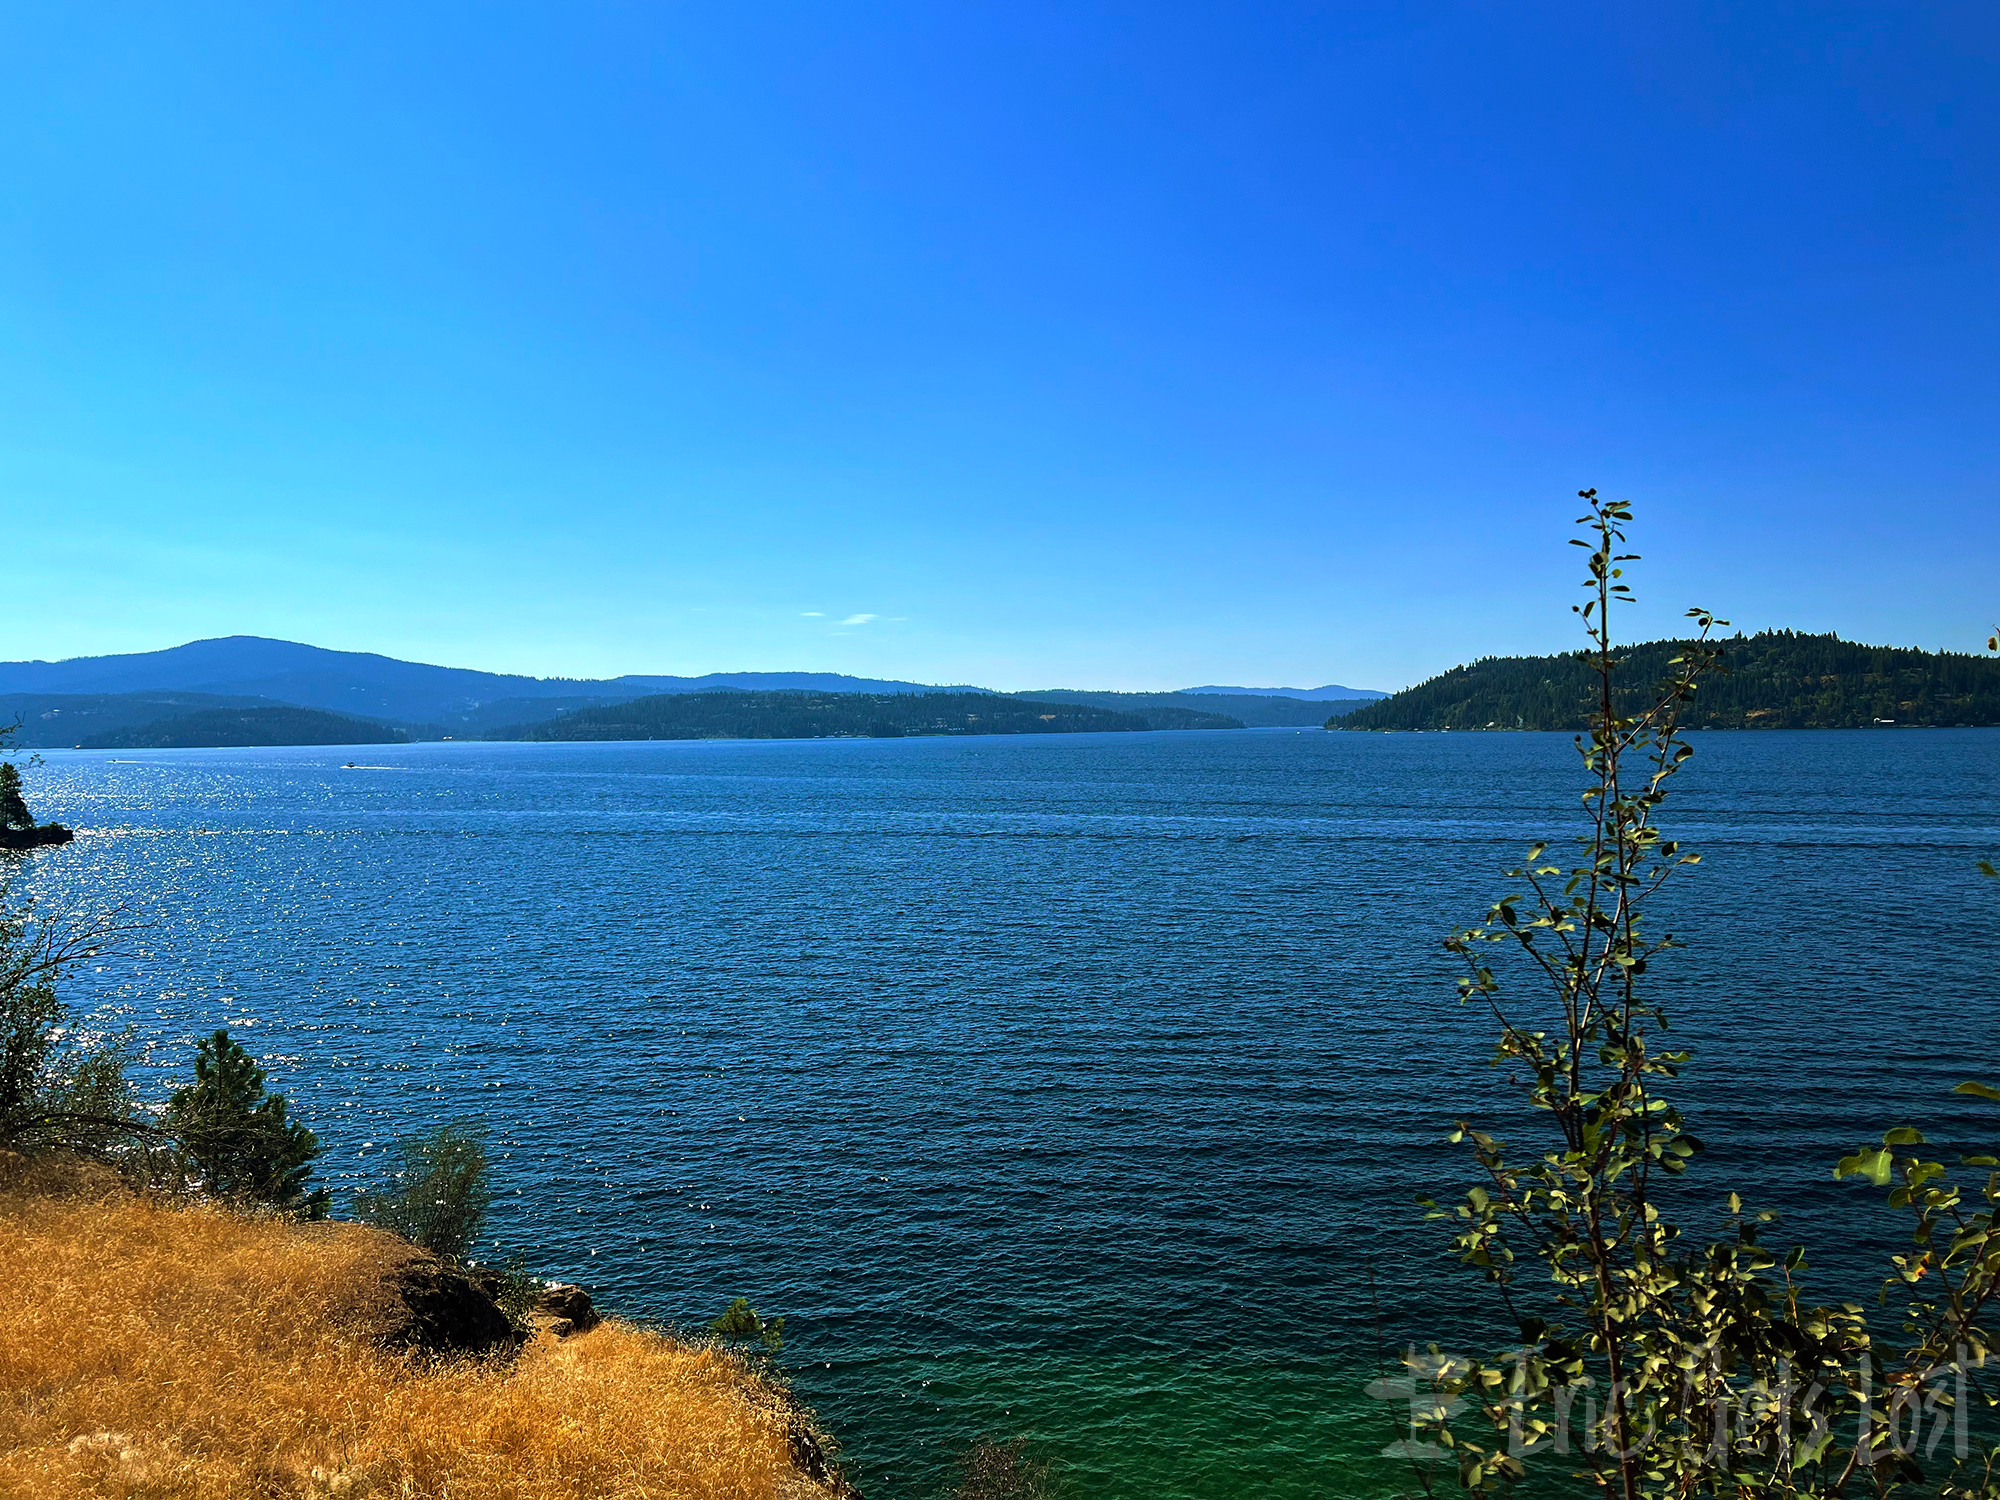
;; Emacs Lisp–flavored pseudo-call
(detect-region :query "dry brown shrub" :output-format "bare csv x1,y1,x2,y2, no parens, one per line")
0,1149,130,1204
0,1162,840,1499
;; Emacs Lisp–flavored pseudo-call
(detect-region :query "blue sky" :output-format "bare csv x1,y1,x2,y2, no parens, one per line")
3,3,1993,691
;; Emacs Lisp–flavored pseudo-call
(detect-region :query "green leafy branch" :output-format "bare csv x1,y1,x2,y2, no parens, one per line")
1406,494,2000,1500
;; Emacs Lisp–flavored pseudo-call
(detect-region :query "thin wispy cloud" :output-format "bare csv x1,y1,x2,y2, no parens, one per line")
800,611,823,617
840,613,877,626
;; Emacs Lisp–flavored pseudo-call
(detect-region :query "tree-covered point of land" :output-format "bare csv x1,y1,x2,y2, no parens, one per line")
80,706,412,749
1,724,75,847
1330,629,2000,731
498,690,1243,741
0,762,32,831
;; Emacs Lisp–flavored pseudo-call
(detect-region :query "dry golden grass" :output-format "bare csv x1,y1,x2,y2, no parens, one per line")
0,1155,841,1500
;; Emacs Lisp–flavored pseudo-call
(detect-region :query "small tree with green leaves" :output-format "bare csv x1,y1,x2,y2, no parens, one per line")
1401,491,2000,1499
354,1120,494,1261
163,1029,327,1216
0,891,145,1156
709,1296,785,1354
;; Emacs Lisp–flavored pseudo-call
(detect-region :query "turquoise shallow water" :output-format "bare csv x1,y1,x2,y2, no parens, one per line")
14,728,2000,1497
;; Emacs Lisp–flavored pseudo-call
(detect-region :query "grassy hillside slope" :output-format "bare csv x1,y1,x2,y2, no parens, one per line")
1329,631,2000,731
0,1155,840,1500
502,689,1241,741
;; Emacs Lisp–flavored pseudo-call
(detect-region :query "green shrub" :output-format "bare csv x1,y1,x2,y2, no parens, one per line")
947,1439,1058,1500
708,1296,784,1353
0,894,144,1157
489,1256,543,1333
353,1120,493,1261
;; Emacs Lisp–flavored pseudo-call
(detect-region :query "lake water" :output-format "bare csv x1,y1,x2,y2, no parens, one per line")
14,728,2000,1498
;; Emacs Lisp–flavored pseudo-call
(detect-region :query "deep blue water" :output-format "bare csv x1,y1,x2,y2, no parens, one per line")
13,728,2000,1498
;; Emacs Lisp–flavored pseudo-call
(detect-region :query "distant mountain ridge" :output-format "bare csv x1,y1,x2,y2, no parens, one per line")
1,637,1396,746
0,637,987,729
1181,683,1386,701
1017,689,1371,728
1,638,1381,738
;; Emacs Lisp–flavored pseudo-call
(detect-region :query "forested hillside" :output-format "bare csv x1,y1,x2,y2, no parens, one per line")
504,690,1241,741
4,691,285,747
82,706,413,748
1330,631,2000,731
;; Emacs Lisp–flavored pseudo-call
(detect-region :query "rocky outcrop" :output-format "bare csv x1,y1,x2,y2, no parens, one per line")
383,1255,518,1357
459,1270,603,1341
530,1282,600,1337
787,1414,861,1499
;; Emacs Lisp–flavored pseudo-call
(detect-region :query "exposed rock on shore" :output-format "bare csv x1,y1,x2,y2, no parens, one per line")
385,1256,518,1357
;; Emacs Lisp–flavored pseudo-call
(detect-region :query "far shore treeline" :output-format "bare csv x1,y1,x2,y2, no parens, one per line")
1329,629,2000,732
52,691,1244,748
497,690,1241,741
80,705,416,750
16,629,2000,749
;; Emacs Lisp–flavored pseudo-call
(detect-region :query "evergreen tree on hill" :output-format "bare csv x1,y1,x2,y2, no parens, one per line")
164,1030,328,1216
0,763,30,831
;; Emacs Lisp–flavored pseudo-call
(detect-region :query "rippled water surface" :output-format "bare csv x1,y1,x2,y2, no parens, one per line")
16,729,2000,1497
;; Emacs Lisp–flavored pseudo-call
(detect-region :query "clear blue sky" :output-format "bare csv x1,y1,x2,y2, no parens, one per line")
4,3,1993,691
